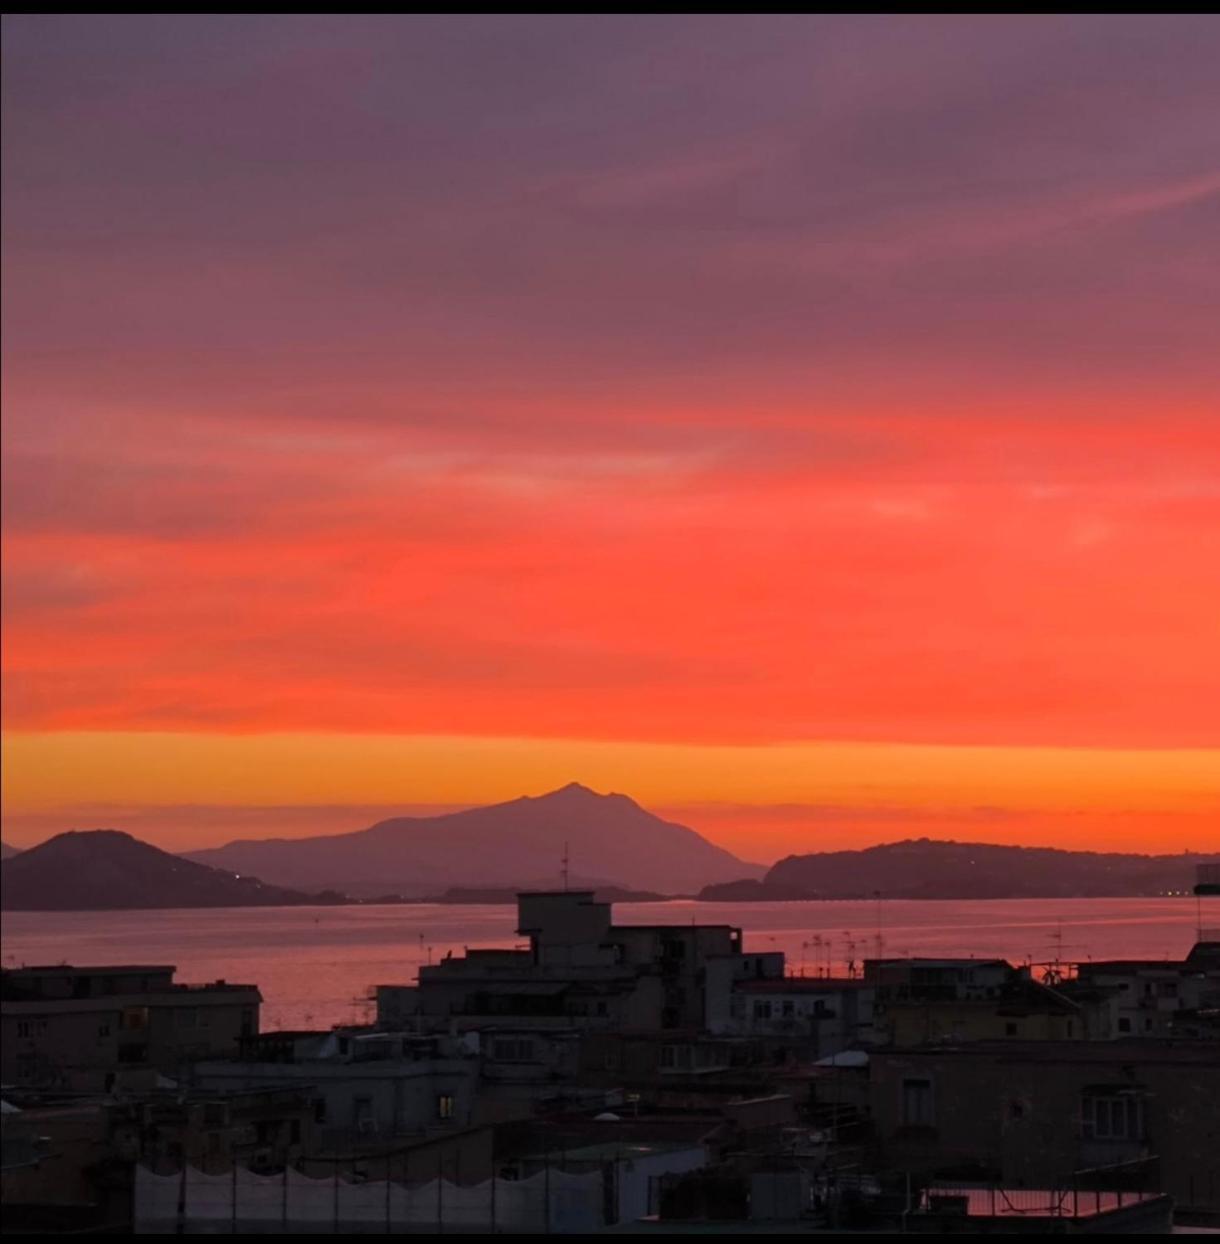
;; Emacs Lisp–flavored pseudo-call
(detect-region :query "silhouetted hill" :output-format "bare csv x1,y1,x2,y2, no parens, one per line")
762,839,1220,899
0,841,19,860
186,783,763,897
0,830,348,911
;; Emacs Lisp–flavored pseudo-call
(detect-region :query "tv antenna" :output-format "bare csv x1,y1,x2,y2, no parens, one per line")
1037,920,1084,985
843,932,857,979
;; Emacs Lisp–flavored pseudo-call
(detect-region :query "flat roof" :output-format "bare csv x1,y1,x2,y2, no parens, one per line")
609,924,739,934
925,1188,1164,1220
867,958,1010,968
734,977,870,992
874,1038,1220,1065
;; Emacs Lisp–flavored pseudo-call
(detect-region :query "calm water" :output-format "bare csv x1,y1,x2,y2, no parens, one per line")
1,897,1207,1031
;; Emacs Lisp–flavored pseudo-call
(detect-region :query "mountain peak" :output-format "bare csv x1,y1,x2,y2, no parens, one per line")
539,782,640,806
538,781,602,801
187,785,761,896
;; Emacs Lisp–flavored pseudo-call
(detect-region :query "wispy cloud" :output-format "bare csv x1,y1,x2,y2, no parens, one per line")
3,16,1218,855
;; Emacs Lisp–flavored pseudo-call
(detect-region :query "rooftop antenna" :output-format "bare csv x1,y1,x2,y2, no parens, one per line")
1039,921,1084,985
561,840,570,892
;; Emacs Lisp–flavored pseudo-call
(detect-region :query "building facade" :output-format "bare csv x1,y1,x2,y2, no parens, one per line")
1,965,260,1092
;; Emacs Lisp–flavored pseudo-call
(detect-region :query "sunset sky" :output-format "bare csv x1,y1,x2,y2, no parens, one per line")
3,15,1218,859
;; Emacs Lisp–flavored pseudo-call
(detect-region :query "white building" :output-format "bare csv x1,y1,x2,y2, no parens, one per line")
722,978,875,1058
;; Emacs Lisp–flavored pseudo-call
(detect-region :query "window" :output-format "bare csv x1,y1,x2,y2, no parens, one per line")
753,1001,772,1020
97,1022,111,1039
660,1044,692,1070
902,1078,934,1127
782,1001,795,1018
1005,1022,1018,1037
437,1094,456,1121
1118,1017,1132,1033
1081,1093,1144,1142
121,1007,148,1031
17,1021,32,1038
491,1038,534,1062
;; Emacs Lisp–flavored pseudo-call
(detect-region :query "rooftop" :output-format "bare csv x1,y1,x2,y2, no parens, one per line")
874,1038,1220,1065
733,977,870,993
920,1187,1164,1221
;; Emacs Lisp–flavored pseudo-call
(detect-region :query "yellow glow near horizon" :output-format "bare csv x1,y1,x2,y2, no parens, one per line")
4,731,1217,833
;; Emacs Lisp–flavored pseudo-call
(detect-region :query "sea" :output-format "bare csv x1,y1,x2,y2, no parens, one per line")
2,896,1210,1031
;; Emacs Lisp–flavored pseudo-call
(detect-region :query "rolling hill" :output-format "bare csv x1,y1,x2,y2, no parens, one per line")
0,830,346,911
756,838,1220,899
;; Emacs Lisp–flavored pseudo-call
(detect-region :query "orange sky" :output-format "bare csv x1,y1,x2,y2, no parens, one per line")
2,16,1218,860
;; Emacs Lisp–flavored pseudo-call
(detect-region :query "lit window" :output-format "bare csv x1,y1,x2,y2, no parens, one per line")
438,1093,456,1120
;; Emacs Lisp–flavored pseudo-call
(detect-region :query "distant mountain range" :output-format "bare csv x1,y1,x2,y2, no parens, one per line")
0,830,346,911
0,841,19,860
185,783,763,897
709,839,1220,900
7,793,1216,912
